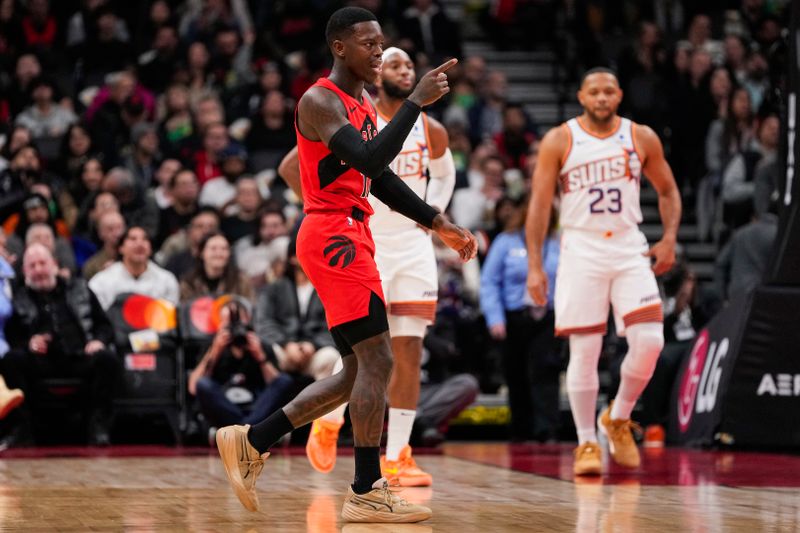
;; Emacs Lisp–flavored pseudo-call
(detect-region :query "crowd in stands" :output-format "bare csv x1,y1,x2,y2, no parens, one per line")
0,0,791,447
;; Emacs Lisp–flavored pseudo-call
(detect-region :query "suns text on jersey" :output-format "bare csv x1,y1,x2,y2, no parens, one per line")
560,153,639,194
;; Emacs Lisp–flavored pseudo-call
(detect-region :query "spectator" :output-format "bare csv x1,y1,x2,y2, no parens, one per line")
220,176,262,242
156,169,199,249
469,70,508,145
73,190,119,245
480,199,560,442
706,87,755,175
20,0,58,58
18,222,76,279
397,0,462,60
2,243,121,447
15,77,78,142
188,301,292,439
77,6,135,86
6,196,76,275
234,208,289,289
159,207,220,278
244,90,295,170
191,121,229,185
679,13,724,64
450,155,506,230
0,145,44,224
137,25,183,93
724,35,749,85
102,167,160,239
7,54,42,117
179,231,253,301
179,42,214,100
89,226,180,309
149,158,182,210
199,145,247,209
179,0,254,44
743,49,770,112
159,84,194,154
255,248,340,382
0,126,33,173
82,211,126,280
493,104,536,170
708,67,733,120
123,122,161,189
66,0,130,48
54,123,96,188
411,370,480,448
0,229,24,422
208,25,255,92
721,113,780,233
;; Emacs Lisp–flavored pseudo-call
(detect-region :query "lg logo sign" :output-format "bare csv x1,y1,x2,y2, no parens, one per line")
677,331,730,433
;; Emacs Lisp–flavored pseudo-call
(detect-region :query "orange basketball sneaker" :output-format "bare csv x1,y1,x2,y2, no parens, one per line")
381,446,432,487
598,404,641,469
306,418,344,473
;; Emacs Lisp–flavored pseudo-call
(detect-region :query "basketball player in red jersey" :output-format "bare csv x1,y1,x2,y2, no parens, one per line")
215,7,476,523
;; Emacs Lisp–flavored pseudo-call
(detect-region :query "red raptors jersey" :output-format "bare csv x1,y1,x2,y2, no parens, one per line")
296,78,379,215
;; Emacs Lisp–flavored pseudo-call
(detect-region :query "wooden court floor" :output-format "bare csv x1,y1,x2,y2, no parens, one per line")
0,442,798,531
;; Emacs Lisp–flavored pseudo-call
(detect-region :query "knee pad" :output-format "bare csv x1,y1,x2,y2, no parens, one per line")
566,334,603,392
621,323,664,380
387,314,430,338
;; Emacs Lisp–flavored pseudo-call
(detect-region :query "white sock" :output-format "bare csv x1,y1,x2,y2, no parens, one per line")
322,357,346,423
570,389,599,444
612,323,664,420
567,334,603,444
386,408,416,461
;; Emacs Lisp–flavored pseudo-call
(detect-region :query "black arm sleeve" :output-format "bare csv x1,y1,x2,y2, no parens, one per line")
327,100,421,178
370,168,439,229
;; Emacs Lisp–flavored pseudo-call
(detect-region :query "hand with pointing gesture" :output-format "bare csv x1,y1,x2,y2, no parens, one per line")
408,58,458,107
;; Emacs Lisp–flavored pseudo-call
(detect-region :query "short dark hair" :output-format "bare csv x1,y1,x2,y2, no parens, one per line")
325,7,377,46
580,67,618,87
117,225,150,254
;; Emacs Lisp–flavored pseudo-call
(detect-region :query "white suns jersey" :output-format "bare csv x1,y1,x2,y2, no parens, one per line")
558,117,644,233
368,111,431,235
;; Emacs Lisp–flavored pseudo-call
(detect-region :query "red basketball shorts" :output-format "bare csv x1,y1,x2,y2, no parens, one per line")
296,211,385,328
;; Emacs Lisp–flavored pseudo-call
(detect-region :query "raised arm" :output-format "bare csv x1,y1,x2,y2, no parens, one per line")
296,59,457,179
635,123,682,276
525,125,567,305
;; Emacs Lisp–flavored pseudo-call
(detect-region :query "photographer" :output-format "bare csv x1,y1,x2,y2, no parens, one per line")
188,301,293,431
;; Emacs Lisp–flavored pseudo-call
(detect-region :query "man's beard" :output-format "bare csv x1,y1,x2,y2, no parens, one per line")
26,276,57,292
382,78,413,100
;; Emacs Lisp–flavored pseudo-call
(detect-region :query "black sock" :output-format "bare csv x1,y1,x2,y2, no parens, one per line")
352,446,382,494
247,409,294,454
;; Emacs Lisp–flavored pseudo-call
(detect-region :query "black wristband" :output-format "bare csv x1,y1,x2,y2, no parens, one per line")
370,168,438,229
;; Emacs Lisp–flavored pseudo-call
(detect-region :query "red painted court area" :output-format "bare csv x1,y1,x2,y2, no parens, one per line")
443,442,800,487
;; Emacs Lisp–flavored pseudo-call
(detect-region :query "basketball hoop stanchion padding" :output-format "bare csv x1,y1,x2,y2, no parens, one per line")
668,9,800,448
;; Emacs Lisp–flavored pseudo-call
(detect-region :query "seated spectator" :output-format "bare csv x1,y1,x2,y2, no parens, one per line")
450,155,507,230
714,210,778,302
0,145,44,224
14,76,78,145
156,169,199,249
255,248,339,381
180,232,253,301
244,90,295,170
412,369,480,448
234,208,289,288
159,207,221,278
21,223,77,279
89,226,180,309
102,167,160,239
123,122,161,189
480,199,561,442
199,145,247,210
64,156,106,233
191,121,229,186
493,104,537,171
188,301,293,436
0,126,33,173
83,211,126,280
6,194,77,276
73,191,120,245
2,243,121,447
220,176,262,242
149,158,182,210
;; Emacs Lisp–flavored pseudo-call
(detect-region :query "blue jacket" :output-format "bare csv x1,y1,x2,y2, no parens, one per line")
0,258,13,357
480,231,559,328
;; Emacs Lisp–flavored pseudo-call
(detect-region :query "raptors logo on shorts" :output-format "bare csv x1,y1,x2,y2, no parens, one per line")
324,235,357,268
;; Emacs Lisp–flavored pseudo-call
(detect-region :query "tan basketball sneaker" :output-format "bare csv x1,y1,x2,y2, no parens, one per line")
306,418,343,473
0,384,23,420
573,442,602,476
381,446,433,487
598,406,641,468
216,424,269,512
341,478,432,523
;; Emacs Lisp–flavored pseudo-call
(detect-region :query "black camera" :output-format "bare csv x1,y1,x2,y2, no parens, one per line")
227,303,252,348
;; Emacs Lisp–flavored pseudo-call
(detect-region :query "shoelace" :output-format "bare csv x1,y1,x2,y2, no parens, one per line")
575,443,598,457
610,420,643,445
317,426,339,445
379,480,409,508
243,457,264,480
